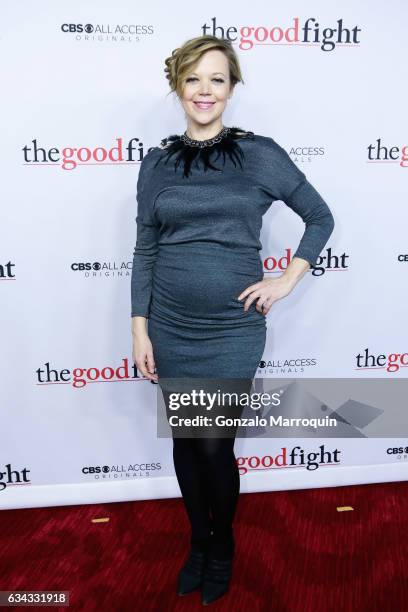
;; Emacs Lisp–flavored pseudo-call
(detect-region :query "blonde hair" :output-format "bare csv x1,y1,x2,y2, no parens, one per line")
164,35,244,98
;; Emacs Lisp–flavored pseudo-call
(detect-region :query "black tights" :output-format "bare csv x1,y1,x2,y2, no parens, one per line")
172,434,240,559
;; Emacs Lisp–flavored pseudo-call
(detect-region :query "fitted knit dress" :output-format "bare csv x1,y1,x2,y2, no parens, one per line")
130,127,334,382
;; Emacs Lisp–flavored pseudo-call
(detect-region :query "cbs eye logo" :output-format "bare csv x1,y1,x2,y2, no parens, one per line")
71,262,102,271
82,466,111,474
61,24,95,34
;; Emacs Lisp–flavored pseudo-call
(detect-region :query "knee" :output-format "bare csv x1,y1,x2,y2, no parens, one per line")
194,438,235,469
172,436,195,457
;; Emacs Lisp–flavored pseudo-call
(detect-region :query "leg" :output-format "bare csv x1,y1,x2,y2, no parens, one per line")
193,433,241,559
192,380,249,560
172,436,213,552
159,380,213,552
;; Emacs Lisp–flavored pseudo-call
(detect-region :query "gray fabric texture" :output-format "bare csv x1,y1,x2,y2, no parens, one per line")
130,132,334,378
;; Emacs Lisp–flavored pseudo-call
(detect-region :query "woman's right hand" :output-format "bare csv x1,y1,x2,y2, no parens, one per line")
131,317,158,382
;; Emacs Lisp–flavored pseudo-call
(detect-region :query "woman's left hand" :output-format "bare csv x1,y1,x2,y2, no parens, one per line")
237,277,294,316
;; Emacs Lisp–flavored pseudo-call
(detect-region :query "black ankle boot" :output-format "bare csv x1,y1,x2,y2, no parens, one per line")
177,548,207,596
201,554,233,605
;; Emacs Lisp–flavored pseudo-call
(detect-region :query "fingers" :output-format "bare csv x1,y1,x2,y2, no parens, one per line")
146,352,158,380
254,295,267,314
243,292,271,316
135,353,158,381
243,293,258,312
138,362,158,381
243,289,263,312
237,281,262,302
259,298,271,315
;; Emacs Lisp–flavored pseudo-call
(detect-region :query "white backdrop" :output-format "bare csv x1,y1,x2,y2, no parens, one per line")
1,1,407,510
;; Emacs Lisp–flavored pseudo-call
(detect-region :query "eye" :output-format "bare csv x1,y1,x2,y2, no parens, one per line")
185,77,225,83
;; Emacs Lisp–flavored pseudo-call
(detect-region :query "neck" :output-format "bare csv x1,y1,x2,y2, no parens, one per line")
185,122,224,141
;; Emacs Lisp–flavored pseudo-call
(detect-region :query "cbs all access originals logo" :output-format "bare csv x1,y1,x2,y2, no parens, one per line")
367,138,408,167
258,357,316,376
0,464,31,492
201,16,361,51
237,444,341,476
263,247,349,277
22,138,152,170
82,462,162,480
61,23,153,43
356,348,408,374
72,260,131,279
386,446,408,461
36,359,151,388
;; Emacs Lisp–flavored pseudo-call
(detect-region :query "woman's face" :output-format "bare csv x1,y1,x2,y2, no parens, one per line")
178,49,233,129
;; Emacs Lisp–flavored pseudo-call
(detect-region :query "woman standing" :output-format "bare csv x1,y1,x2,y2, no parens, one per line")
131,35,334,605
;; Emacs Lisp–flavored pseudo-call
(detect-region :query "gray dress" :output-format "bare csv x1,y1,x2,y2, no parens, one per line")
131,128,334,380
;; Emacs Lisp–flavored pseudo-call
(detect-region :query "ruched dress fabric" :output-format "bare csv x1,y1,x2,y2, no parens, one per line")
131,132,334,380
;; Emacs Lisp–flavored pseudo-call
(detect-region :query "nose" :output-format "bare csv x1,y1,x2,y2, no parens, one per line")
198,80,211,95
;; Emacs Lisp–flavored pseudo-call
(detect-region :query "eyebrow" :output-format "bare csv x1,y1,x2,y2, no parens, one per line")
189,72,226,76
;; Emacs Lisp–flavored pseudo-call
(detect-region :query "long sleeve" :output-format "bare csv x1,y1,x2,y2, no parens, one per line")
255,136,335,268
130,151,159,318
284,177,335,267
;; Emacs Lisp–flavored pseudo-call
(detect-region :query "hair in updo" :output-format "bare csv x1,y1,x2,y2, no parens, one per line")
164,35,244,98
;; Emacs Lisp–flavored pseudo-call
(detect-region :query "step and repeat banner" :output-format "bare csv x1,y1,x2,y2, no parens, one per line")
1,1,407,509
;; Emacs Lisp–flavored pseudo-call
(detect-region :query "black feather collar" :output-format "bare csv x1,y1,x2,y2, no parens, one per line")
153,126,255,178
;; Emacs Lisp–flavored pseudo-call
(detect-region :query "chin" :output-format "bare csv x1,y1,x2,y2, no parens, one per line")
188,110,223,123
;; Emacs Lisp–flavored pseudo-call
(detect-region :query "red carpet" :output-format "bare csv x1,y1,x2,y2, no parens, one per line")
1,481,408,611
